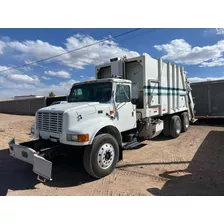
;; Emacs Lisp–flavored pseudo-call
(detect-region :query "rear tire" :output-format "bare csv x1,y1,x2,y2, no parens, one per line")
83,133,119,179
181,112,190,132
170,115,182,138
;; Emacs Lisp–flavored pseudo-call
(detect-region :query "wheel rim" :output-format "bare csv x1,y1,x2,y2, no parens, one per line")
97,143,115,169
185,116,189,128
176,119,181,134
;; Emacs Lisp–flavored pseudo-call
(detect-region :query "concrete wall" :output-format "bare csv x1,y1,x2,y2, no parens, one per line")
0,97,46,115
46,96,67,106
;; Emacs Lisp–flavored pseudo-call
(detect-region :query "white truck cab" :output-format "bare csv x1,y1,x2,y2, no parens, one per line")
34,78,137,147
9,55,196,181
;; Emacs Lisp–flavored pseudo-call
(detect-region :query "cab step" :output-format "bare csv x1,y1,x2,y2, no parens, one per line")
122,138,142,150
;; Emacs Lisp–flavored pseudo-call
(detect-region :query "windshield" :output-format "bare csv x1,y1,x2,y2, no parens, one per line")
68,82,112,103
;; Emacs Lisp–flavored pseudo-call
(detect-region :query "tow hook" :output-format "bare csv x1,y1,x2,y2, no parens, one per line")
37,175,47,183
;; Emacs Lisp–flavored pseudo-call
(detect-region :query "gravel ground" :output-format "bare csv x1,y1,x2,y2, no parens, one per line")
1,113,224,196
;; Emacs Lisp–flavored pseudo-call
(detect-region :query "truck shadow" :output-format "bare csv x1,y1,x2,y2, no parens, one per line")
0,148,37,195
150,135,173,142
0,149,95,196
193,118,224,127
47,153,95,188
147,130,224,195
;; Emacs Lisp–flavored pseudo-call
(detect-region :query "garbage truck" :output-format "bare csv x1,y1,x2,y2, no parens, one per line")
8,54,196,181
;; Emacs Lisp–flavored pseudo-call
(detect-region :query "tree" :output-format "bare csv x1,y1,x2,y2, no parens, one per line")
49,91,56,97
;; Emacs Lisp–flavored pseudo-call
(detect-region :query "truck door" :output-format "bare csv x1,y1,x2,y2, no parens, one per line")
114,84,136,132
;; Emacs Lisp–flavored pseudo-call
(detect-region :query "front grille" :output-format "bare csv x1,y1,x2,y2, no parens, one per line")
37,112,63,133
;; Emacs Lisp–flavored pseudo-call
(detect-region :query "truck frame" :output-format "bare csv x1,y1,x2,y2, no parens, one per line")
8,54,196,181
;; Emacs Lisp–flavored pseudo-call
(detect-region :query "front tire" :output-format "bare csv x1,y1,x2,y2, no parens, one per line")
83,133,119,179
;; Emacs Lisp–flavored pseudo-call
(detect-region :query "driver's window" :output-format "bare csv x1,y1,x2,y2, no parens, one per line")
70,88,84,101
77,89,82,95
115,85,130,103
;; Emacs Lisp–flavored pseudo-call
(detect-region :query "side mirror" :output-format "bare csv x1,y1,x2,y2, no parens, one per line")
131,83,139,105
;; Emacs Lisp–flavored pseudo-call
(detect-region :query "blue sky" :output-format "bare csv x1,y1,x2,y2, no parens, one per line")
0,28,224,98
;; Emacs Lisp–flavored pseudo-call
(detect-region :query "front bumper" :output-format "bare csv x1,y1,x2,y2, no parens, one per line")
8,138,53,181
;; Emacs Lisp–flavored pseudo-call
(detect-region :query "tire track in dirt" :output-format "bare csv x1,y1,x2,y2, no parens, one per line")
113,169,168,182
74,189,149,196
96,168,167,187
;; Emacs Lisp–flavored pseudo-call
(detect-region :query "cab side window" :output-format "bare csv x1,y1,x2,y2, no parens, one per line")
115,85,130,103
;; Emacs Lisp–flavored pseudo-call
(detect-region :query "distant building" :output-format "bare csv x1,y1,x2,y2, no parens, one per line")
14,95,44,100
0,98,14,101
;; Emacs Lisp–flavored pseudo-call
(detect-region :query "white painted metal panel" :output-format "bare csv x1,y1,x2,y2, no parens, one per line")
95,54,192,120
9,139,53,180
33,154,52,180
161,62,168,114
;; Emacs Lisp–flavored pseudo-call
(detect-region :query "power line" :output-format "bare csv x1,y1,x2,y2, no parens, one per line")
116,28,159,44
70,28,159,67
0,28,142,74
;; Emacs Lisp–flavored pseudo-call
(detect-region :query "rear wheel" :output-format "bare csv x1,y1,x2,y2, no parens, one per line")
83,133,119,179
181,112,190,132
170,115,182,138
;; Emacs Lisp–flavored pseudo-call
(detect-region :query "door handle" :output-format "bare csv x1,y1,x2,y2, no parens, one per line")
106,113,115,120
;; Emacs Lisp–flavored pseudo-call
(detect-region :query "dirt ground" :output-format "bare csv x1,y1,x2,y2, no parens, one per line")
1,113,224,196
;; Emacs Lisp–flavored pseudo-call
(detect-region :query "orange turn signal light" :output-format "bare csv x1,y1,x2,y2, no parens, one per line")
110,110,114,115
78,134,89,142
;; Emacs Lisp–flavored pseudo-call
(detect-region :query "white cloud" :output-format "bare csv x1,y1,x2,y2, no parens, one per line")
45,70,71,78
0,34,139,69
7,74,40,83
154,39,224,67
0,65,32,76
42,76,51,80
0,63,75,97
189,76,224,83
0,65,40,88
200,58,224,67
0,79,79,98
0,66,11,75
7,40,65,60
0,40,6,54
0,33,139,98
216,28,224,35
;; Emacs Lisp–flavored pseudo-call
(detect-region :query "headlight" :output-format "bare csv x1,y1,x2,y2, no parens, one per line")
71,135,78,141
67,134,89,142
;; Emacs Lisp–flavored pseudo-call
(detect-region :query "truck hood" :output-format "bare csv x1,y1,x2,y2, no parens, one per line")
38,102,100,115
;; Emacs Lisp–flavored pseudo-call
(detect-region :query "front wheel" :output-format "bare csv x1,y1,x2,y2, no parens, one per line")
83,133,119,179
